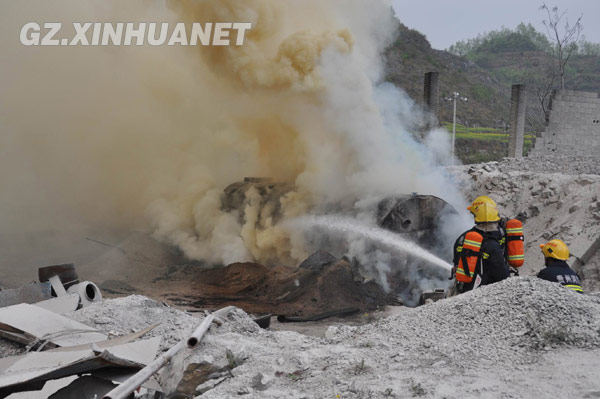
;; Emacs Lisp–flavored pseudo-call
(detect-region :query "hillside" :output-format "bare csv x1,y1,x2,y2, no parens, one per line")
384,22,600,163
385,23,511,130
385,22,600,134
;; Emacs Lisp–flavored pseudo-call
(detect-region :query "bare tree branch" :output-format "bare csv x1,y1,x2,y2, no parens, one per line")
539,3,583,89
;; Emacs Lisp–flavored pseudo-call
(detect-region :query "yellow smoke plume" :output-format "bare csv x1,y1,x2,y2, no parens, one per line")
2,0,458,267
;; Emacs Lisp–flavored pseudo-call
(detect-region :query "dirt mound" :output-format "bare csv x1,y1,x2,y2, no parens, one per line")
150,257,395,317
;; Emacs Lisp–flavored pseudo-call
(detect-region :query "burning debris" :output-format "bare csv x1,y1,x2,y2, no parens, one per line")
149,256,398,317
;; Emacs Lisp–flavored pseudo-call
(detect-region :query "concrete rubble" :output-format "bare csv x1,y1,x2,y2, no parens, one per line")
0,337,160,397
176,277,600,398
2,277,598,398
0,303,106,348
0,269,168,398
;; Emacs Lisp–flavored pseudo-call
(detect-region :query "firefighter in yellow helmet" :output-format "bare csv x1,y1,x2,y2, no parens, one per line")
451,196,509,294
537,239,583,293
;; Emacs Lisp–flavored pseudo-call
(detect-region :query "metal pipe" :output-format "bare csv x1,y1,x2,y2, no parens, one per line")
103,340,186,399
103,312,219,399
187,314,214,348
451,94,457,164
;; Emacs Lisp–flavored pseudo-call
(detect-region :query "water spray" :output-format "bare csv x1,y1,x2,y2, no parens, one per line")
288,215,453,272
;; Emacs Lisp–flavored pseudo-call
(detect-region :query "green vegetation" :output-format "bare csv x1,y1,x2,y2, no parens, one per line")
448,22,600,58
471,84,493,101
441,122,535,164
441,122,502,134
442,122,533,142
448,23,552,56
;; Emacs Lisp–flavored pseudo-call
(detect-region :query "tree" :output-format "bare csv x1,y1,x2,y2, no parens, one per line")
540,3,583,89
523,58,558,133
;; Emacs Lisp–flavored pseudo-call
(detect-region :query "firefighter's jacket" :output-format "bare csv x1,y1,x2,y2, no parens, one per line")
453,227,510,293
537,259,584,293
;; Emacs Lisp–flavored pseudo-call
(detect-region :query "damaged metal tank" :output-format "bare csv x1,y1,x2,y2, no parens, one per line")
222,178,458,247
220,178,459,305
377,194,458,250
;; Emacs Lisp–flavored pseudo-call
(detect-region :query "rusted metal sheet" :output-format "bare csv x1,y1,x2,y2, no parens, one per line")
0,283,51,309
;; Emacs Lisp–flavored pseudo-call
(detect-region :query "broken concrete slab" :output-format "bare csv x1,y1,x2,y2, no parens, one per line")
0,337,160,397
48,323,159,353
0,283,52,309
48,276,67,297
33,294,80,315
0,303,106,348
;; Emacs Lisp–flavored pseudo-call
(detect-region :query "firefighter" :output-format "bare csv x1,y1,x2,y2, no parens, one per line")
537,239,583,293
451,196,510,294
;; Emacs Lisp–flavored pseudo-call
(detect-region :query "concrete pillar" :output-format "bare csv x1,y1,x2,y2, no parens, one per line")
423,72,439,121
508,84,526,158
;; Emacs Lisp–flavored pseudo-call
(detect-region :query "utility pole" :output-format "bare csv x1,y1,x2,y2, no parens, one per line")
444,92,468,164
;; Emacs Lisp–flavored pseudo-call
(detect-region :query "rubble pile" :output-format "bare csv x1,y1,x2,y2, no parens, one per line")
67,295,199,351
2,276,600,397
187,278,600,398
337,278,600,364
136,277,600,398
486,154,600,176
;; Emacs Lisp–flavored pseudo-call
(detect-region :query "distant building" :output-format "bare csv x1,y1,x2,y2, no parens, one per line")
530,90,600,157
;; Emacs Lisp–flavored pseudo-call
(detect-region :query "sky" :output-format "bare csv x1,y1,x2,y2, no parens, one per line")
391,0,600,50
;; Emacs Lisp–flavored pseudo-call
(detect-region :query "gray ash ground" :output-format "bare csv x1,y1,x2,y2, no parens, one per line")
6,277,593,398
190,277,600,398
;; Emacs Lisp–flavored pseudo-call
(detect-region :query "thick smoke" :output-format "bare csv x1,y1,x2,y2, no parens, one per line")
0,0,471,282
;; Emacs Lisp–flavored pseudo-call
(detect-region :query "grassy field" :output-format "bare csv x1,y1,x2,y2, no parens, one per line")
441,122,535,163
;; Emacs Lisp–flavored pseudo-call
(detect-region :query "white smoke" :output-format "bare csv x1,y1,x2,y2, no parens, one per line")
0,0,474,293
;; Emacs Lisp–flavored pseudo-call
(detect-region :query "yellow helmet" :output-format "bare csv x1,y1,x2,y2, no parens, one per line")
539,239,569,261
467,195,500,223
